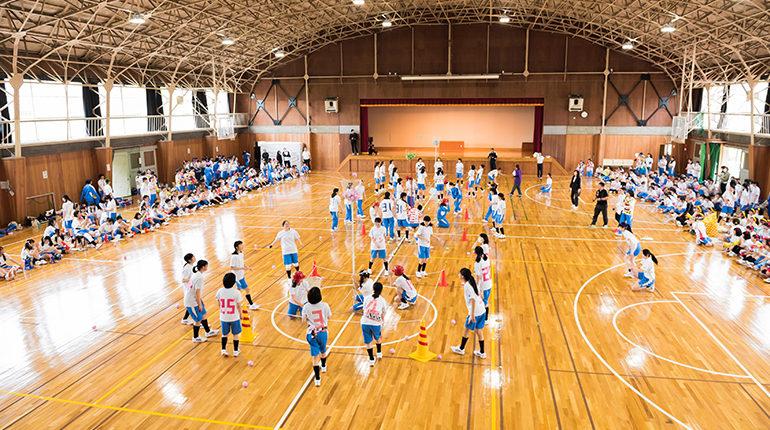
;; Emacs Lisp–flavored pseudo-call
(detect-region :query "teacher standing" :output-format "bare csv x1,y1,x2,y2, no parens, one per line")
487,148,498,171
569,170,581,211
350,129,359,155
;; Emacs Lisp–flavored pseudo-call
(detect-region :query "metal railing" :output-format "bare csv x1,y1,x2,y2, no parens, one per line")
0,113,248,146
683,111,770,138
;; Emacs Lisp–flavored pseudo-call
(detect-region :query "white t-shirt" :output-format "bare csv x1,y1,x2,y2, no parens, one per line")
640,258,655,281
623,230,640,250
358,278,375,297
537,154,545,164
355,184,365,200
290,280,310,305
62,201,74,221
215,287,243,322
396,200,408,220
329,195,340,212
361,295,388,326
456,162,464,174
369,225,387,250
464,282,486,317
302,150,311,160
181,263,193,289
184,271,205,308
230,253,245,280
474,258,493,291
434,161,443,174
467,169,476,183
394,276,417,300
275,229,300,255
380,198,394,218
302,302,332,333
416,225,433,247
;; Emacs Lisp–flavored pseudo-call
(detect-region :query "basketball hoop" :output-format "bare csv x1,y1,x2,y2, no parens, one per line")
216,115,235,140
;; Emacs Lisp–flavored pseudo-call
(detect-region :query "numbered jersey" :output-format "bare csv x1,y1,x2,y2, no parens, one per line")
380,199,394,218
215,287,243,322
396,200,408,220
302,302,332,334
474,258,493,291
361,296,387,326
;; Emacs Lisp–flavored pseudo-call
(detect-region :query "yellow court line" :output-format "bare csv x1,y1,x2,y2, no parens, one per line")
0,389,276,429
95,266,279,405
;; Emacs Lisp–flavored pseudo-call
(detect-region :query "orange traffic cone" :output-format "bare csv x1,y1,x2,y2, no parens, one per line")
438,269,448,287
460,228,467,241
409,319,437,363
309,261,320,277
240,303,259,343
104,235,110,244
360,222,367,237
464,209,470,220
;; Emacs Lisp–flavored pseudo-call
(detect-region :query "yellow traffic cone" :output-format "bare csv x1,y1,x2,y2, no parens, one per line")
409,319,437,363
240,304,259,344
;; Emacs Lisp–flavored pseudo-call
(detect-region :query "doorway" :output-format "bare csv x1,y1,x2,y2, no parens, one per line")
112,146,157,197
721,145,748,181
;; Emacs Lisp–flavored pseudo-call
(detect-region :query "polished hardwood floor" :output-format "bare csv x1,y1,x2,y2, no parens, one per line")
1,171,769,430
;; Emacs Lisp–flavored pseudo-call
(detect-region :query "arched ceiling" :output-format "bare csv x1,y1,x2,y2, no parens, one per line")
0,0,767,91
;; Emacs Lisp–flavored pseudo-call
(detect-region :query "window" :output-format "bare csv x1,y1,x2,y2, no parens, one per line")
101,85,146,136
7,80,86,143
721,146,748,181
205,90,230,115
166,88,196,132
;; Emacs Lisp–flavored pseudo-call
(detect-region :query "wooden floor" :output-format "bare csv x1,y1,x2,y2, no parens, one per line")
1,171,769,430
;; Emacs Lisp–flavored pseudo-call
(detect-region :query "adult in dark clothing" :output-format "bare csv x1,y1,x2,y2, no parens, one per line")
261,149,270,164
589,182,609,227
276,151,283,166
569,170,581,210
488,148,498,171
508,164,522,197
675,200,695,227
282,148,291,168
349,129,359,155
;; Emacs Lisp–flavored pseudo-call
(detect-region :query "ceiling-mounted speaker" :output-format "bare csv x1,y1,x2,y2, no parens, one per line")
569,95,584,112
325,97,338,113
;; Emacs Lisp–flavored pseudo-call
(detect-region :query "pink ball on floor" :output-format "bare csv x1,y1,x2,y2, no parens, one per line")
437,355,442,360
176,304,180,309
271,265,276,269
319,236,322,240
123,256,127,260
353,173,358,178
466,252,470,255
92,325,97,330
451,319,457,325
254,244,258,249
390,348,396,354
248,361,254,367
404,335,410,341
242,381,248,388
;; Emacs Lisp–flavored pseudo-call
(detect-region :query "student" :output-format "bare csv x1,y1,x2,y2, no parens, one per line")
536,152,545,179
180,253,196,325
471,233,490,257
391,167,400,189
509,165,522,197
369,202,381,225
380,191,395,240
449,182,463,214
302,287,331,387
391,265,417,309
368,217,389,274
351,269,375,312
467,165,477,198
619,223,641,278
475,165,485,194
0,246,20,280
492,193,507,240
267,220,304,279
416,167,427,201
668,156,676,177
589,182,609,228
692,214,714,247
474,246,493,317
540,173,552,193
396,192,410,241
184,260,219,343
329,188,341,231
450,268,487,358
415,216,440,277
378,162,387,194
484,185,499,222
437,199,450,228
231,241,259,310
355,180,366,219
288,270,310,317
61,195,75,233
569,170,581,210
631,249,658,293
455,158,464,185
216,273,244,357
361,282,387,366
620,190,636,231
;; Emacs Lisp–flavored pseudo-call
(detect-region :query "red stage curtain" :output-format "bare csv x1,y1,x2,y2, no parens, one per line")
360,98,544,107
533,105,544,153
360,106,369,153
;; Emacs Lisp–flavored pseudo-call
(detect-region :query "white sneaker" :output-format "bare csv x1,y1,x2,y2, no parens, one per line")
314,378,321,387
233,349,241,357
205,329,219,337
623,272,635,278
473,350,486,359
249,303,260,310
376,351,383,358
398,302,410,310
765,278,770,283
221,349,228,357
648,284,655,293
181,318,192,325
95,243,102,250
450,346,465,355
369,358,376,367
321,365,327,373
192,336,206,343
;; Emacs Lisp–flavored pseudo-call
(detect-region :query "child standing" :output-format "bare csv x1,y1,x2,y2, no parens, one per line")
396,193,410,241
473,246,493,317
492,192,507,240
355,180,366,218
380,192,395,240
216,273,243,357
361,282,387,366
184,260,219,343
619,223,641,278
415,216,440,277
267,220,304,280
456,158,464,185
181,253,196,325
231,241,259,310
329,188,341,231
368,217,389,274
450,268,487,358
302,287,331,387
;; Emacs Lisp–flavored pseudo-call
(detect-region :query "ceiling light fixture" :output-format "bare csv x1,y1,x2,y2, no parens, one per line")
222,36,234,45
661,22,676,32
274,49,285,58
622,41,634,50
129,12,146,24
499,14,510,23
352,0,364,4
382,19,392,27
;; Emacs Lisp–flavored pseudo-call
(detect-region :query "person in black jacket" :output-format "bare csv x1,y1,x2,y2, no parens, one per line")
569,170,581,210
589,182,609,227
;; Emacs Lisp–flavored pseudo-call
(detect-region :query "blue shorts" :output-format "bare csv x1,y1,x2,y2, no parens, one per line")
418,184,426,191
362,324,382,344
371,249,386,259
400,290,417,304
283,253,299,265
307,331,328,356
397,219,408,228
495,214,505,224
465,313,486,330
288,302,303,316
475,179,482,186
64,220,73,230
627,243,642,257
236,278,248,290
375,178,380,185
482,289,491,305
418,246,430,259
637,272,655,288
456,173,462,179
721,206,734,215
620,213,633,225
697,237,713,246
186,305,207,323
436,184,444,191
221,320,242,336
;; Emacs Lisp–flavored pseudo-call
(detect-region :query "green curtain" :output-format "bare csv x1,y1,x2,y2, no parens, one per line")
698,142,707,183
707,141,721,180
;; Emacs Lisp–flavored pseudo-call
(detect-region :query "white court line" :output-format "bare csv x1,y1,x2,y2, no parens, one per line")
671,291,770,400
575,251,702,429
612,300,750,379
672,291,770,299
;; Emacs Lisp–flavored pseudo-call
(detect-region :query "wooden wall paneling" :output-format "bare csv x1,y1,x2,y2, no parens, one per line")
488,26,526,74
565,37,605,73
601,135,666,164
92,147,114,183
0,159,10,225
564,134,598,171
378,27,412,75
413,26,449,75
542,135,566,168
2,157,27,222
451,24,487,75
749,145,770,199
528,32,566,73
308,43,341,77
310,133,340,170
342,35,374,76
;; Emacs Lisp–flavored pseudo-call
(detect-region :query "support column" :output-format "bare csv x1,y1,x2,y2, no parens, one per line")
749,79,756,147
103,78,114,148
167,83,175,142
9,74,22,158
598,48,610,164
